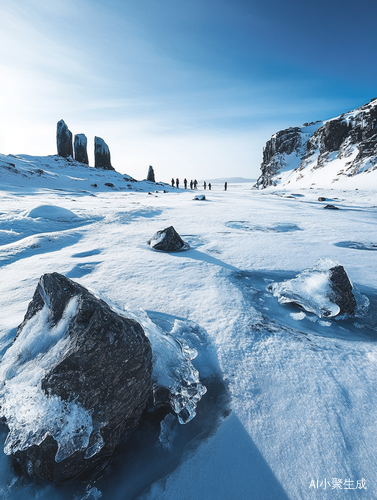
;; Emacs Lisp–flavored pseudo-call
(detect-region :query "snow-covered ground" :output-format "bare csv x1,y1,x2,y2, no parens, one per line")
0,171,376,499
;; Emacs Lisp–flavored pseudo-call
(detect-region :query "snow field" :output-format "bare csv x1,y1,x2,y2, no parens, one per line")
0,183,376,499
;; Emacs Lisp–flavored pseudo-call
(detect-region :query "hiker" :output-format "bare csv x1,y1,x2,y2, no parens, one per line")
194,179,198,189
224,181,227,191
171,178,175,187
184,178,187,189
204,181,207,190
208,182,211,190
176,178,179,188
190,180,193,189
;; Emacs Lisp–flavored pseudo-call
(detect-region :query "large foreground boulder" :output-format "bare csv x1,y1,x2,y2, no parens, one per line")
267,259,359,318
148,226,190,252
0,273,152,483
94,136,114,170
57,120,73,158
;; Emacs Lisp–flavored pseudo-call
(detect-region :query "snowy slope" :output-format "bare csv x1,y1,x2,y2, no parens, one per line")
0,181,376,500
0,153,172,193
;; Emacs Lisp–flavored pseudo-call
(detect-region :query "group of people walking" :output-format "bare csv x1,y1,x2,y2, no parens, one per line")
171,178,227,190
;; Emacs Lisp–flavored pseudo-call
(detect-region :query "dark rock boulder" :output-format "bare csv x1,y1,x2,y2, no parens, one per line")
74,134,89,164
329,265,357,316
323,204,339,210
57,120,73,158
147,165,155,182
149,226,190,252
94,137,114,170
10,273,152,483
318,197,327,201
267,260,360,318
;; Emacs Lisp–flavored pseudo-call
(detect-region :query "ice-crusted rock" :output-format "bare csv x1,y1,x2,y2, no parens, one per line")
148,226,190,252
267,259,362,318
0,273,152,482
123,308,206,425
74,134,89,164
193,194,206,201
56,120,73,158
147,165,155,182
94,137,114,171
256,98,377,188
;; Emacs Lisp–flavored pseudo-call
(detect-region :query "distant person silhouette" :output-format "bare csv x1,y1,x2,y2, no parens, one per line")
176,178,179,188
208,183,211,190
190,180,193,189
184,178,187,189
171,178,175,187
204,181,207,190
194,179,198,189
224,181,227,191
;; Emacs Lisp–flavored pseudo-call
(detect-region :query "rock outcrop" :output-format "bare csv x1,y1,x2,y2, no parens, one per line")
74,134,89,164
94,137,114,170
148,226,190,252
1,273,152,483
256,98,377,188
57,120,73,158
147,165,155,182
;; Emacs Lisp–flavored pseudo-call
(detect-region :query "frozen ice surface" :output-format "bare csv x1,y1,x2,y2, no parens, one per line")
124,307,206,424
267,258,348,318
0,296,95,462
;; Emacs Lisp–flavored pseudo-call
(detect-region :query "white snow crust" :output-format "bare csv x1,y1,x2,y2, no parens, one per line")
26,205,79,221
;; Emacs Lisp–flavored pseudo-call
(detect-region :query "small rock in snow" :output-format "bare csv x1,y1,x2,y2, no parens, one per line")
148,226,190,252
323,204,339,210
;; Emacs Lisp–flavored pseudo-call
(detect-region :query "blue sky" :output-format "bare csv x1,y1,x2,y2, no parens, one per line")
0,0,376,180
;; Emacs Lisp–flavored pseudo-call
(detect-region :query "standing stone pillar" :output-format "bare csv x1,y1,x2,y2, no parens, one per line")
147,165,155,182
94,136,114,170
57,120,73,158
74,134,89,164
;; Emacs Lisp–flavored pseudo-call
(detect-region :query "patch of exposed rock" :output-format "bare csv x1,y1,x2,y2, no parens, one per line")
74,134,89,164
94,137,114,170
147,165,155,182
57,120,73,158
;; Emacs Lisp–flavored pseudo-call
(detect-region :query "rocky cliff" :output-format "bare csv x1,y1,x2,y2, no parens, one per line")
256,98,377,188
